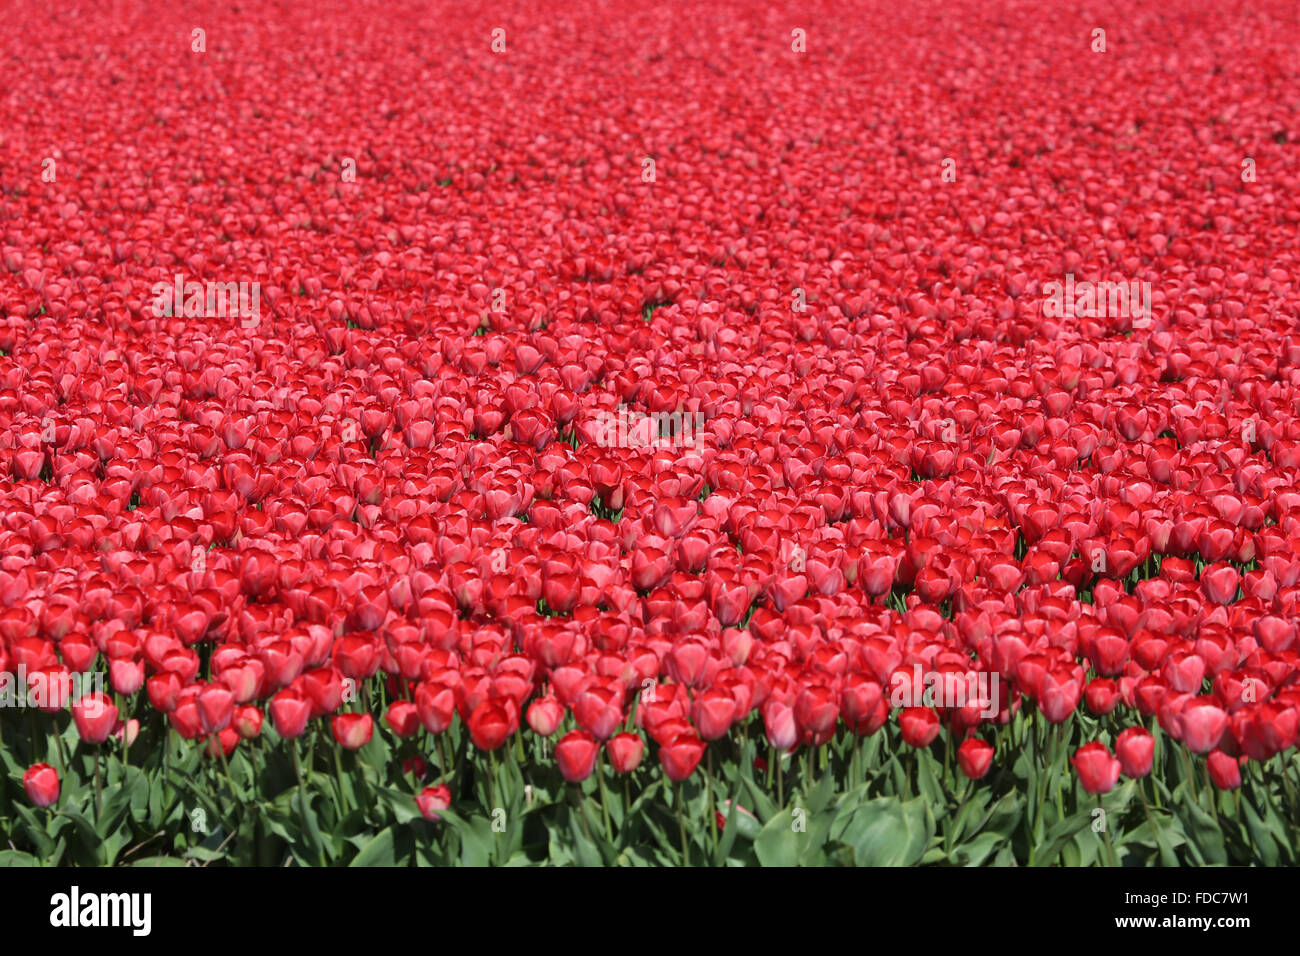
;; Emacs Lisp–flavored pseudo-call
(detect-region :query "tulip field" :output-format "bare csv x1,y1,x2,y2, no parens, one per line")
2,0,1300,868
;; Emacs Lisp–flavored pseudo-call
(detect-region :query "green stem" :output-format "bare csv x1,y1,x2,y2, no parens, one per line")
1203,761,1221,827
1278,753,1297,824
436,735,450,784
706,747,717,851
333,743,349,815
597,750,613,838
946,778,969,855
1152,726,1164,809
218,736,240,811
1179,746,1202,807
54,724,70,778
1054,722,1066,819
93,746,103,817
162,729,171,806
1137,781,1173,865
1287,755,1300,827
121,706,131,774
943,725,952,785
676,781,689,864
574,785,596,847
291,742,308,804
1099,794,1117,866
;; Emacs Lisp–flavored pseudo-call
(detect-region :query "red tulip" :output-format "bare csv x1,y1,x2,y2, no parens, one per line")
1084,678,1120,716
1206,750,1242,790
607,732,644,773
416,784,452,821
23,763,59,807
300,667,346,718
334,634,382,680
146,671,183,713
113,718,140,748
415,680,457,734
467,698,514,751
573,686,624,740
169,691,204,740
692,687,737,741
385,700,420,737
1037,669,1083,723
109,658,145,696
1072,741,1121,794
555,729,600,782
762,700,798,750
1115,727,1154,778
658,732,707,781
205,727,240,758
233,705,263,739
196,684,234,735
72,692,118,744
841,673,887,735
794,685,839,737
269,689,311,739
956,738,994,779
331,712,374,750
526,695,565,737
1200,563,1240,605
1177,699,1228,754
899,707,941,748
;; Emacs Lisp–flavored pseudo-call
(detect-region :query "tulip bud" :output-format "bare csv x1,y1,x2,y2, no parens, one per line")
1115,726,1154,778
555,729,600,782
956,737,994,779
526,695,564,737
1071,741,1121,794
385,700,420,738
23,763,59,807
109,658,145,696
658,732,706,782
416,784,452,821
269,689,311,739
233,704,263,739
72,692,118,744
112,718,140,748
331,712,374,750
467,698,515,751
899,707,941,748
1206,750,1242,790
606,732,645,773
762,700,798,751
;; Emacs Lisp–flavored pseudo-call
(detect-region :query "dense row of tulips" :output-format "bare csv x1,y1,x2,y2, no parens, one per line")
2,0,1299,864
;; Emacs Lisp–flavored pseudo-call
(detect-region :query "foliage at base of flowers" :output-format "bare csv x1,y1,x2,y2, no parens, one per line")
1,702,1292,865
